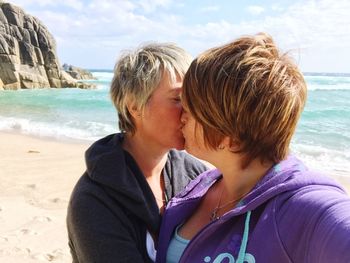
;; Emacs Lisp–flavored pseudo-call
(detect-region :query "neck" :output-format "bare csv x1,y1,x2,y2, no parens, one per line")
214,154,273,203
122,132,168,179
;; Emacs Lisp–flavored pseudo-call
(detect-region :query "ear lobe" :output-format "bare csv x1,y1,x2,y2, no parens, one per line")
221,136,240,151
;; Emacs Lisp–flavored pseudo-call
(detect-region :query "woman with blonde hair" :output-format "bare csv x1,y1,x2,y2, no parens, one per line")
67,43,208,263
156,33,350,263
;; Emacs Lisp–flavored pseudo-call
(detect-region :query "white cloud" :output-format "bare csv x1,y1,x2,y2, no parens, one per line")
7,0,350,72
247,5,265,15
64,0,84,11
137,0,172,13
7,0,83,9
251,0,350,71
181,0,350,72
199,5,220,12
271,4,284,12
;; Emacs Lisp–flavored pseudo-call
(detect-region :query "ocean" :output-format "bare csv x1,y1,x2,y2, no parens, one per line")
1,71,349,179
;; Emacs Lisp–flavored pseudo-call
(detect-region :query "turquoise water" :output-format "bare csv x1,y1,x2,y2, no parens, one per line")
0,71,349,177
0,71,117,141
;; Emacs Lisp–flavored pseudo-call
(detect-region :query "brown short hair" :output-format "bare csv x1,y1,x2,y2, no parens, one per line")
110,43,192,134
182,33,307,167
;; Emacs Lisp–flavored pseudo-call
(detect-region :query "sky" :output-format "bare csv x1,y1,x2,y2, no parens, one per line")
6,0,350,73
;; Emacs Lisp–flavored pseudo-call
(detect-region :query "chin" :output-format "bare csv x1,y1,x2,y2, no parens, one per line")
174,146,185,151
167,137,185,151
174,140,185,150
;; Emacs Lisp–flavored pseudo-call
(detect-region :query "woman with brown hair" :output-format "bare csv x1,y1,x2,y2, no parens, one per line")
156,33,350,263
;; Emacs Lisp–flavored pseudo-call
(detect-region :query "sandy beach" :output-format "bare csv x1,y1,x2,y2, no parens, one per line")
0,131,349,263
0,132,88,263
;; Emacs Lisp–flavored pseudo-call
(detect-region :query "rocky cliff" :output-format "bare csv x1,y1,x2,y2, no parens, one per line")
62,63,96,80
0,2,93,90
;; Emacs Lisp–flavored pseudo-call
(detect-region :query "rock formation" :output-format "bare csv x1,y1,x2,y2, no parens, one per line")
0,2,93,90
62,63,96,80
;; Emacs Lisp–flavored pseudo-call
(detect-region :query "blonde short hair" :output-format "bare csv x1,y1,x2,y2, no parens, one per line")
182,33,307,167
110,43,192,134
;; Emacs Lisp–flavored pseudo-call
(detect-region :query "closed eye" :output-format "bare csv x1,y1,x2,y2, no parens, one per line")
173,96,181,102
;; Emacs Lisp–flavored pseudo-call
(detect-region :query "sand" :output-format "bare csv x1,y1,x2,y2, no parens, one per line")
0,132,88,263
0,131,349,262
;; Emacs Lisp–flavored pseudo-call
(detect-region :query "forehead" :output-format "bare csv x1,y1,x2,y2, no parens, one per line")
155,71,183,94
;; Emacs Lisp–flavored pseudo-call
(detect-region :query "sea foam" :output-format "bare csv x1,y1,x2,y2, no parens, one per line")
0,71,349,177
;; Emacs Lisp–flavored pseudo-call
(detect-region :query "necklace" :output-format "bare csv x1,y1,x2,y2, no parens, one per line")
210,187,249,221
154,174,168,204
154,195,166,203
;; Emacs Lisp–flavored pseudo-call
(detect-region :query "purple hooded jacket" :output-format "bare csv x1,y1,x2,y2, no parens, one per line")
156,155,350,263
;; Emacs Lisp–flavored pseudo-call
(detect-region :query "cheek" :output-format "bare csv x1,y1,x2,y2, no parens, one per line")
168,105,183,123
149,102,180,120
173,104,183,116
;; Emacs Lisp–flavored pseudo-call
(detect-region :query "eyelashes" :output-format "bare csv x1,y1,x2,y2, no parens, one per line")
173,96,181,102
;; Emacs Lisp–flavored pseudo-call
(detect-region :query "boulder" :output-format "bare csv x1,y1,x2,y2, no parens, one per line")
0,2,94,89
62,63,96,80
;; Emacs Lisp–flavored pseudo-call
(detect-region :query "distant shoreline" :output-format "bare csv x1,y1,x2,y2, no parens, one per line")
86,69,350,77
303,72,350,77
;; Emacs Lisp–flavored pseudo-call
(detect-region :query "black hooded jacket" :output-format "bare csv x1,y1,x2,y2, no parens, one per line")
67,133,208,262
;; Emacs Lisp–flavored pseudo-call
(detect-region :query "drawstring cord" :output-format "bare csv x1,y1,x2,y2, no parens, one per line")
236,211,252,263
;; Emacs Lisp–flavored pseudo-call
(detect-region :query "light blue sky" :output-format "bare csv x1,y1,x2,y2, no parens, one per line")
7,0,350,73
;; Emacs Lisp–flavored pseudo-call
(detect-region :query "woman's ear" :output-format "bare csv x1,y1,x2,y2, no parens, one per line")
126,98,141,119
220,136,240,152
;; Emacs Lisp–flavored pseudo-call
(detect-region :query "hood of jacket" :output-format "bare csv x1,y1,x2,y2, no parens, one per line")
85,133,161,232
156,155,347,262
167,155,344,216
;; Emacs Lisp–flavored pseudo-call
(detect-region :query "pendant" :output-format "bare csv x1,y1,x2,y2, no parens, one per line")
210,209,219,221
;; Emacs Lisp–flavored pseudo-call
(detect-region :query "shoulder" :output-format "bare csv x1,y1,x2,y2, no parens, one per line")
271,167,348,217
67,173,126,224
275,183,350,261
67,173,147,262
277,178,349,213
276,182,350,223
68,173,104,205
85,133,123,166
